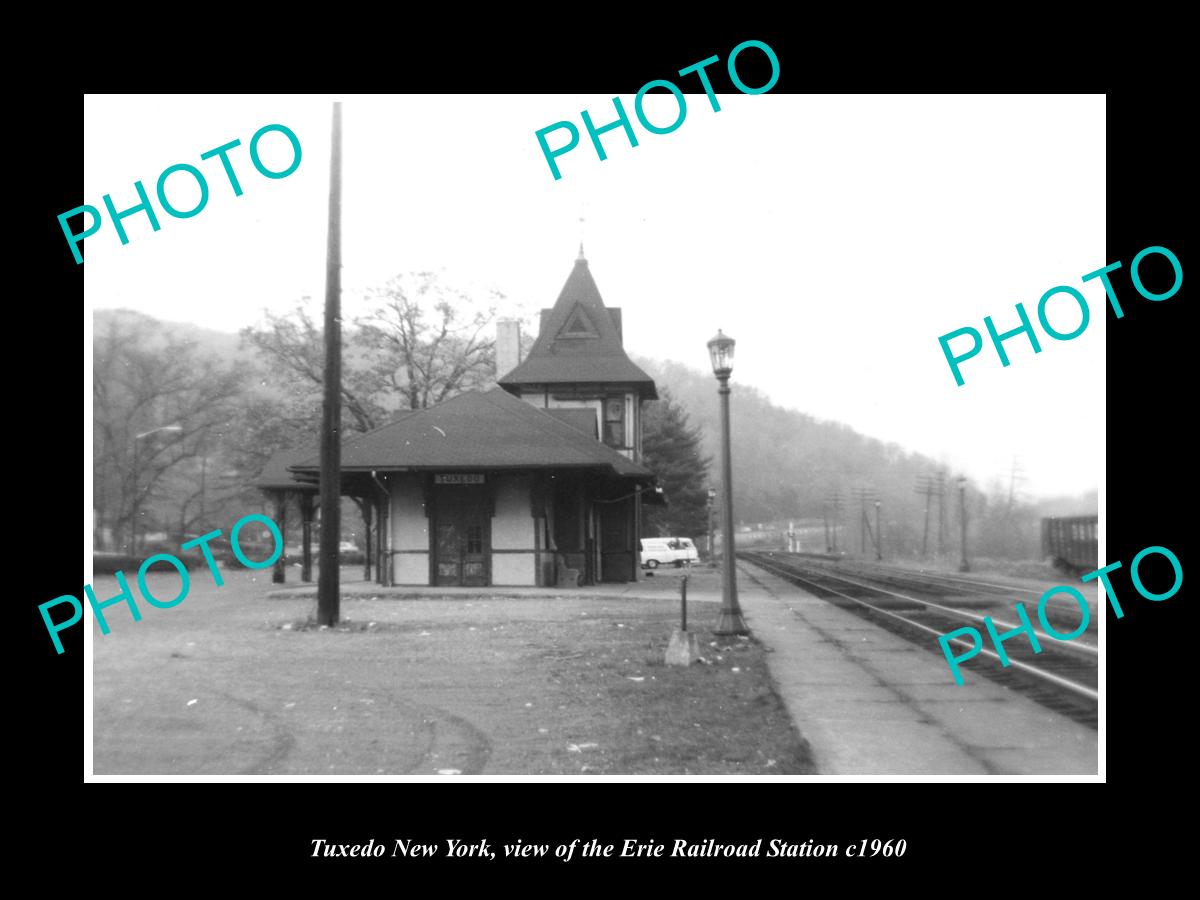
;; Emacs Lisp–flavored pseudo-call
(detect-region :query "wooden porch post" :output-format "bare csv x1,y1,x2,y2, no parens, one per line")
272,491,287,584
300,494,315,583
362,499,373,582
632,490,642,582
377,494,390,587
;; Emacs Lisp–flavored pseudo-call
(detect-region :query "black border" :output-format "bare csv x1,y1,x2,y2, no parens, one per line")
36,27,1178,885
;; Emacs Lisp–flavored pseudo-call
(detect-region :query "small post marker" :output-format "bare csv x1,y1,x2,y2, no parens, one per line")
666,574,700,666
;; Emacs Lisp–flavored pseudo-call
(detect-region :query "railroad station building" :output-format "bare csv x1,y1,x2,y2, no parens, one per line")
256,250,661,587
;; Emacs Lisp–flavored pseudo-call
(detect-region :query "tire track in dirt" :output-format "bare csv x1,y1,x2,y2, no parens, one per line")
215,691,299,775
216,687,491,775
368,687,494,775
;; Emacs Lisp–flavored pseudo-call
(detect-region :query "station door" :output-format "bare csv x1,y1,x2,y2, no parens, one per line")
434,486,489,586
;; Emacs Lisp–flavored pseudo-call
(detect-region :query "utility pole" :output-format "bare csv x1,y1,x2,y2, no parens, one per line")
1007,455,1025,511
317,102,343,628
854,487,874,557
1007,455,1026,557
915,474,945,559
958,475,969,573
825,489,842,554
915,475,932,558
833,491,840,554
859,494,866,554
874,500,882,561
937,469,946,558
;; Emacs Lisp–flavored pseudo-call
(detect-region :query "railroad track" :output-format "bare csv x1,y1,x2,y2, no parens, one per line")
739,551,1098,729
786,556,1057,599
835,562,1048,597
765,555,1097,649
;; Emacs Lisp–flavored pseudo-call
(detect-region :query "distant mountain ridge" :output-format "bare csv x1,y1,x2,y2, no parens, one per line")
92,309,1096,544
93,308,251,364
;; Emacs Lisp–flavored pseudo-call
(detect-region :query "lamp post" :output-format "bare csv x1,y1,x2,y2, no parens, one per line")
957,475,969,572
706,488,716,560
131,424,183,553
874,499,882,561
708,329,748,636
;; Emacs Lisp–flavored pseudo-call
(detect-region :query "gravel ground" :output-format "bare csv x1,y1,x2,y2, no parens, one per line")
91,566,814,776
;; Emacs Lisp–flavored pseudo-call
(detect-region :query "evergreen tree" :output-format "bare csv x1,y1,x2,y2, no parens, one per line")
641,389,712,540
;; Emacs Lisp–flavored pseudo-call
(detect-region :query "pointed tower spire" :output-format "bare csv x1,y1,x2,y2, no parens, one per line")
497,254,657,400
578,206,587,263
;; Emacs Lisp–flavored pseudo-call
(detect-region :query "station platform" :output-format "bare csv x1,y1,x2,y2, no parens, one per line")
735,561,1098,776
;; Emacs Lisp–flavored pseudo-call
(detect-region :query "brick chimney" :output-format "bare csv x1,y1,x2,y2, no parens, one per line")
496,319,522,379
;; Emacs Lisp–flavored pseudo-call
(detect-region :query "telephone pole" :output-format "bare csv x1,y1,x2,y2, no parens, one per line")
915,474,945,559
957,475,969,573
936,469,947,557
853,487,875,557
825,490,842,554
1007,455,1025,511
1006,455,1027,556
874,500,882,561
317,101,343,628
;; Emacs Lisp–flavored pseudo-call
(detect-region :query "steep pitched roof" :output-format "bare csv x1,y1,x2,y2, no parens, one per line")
498,256,657,399
288,388,653,478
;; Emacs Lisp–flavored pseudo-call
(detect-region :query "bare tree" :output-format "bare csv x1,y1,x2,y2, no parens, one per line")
239,271,503,445
354,271,500,410
93,315,245,552
238,273,505,552
240,303,386,433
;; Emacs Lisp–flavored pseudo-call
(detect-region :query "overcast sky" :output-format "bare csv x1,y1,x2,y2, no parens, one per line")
84,94,1105,499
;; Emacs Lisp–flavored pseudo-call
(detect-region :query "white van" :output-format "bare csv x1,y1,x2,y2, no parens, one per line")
640,537,699,569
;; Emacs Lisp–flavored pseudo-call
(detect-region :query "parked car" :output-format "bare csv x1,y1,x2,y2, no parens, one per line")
339,540,365,566
284,541,365,565
640,537,699,569
136,540,204,569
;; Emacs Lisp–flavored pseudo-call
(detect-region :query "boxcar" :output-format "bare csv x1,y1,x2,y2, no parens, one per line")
1041,515,1098,575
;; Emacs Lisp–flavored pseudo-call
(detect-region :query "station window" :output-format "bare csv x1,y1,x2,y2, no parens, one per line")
604,397,625,448
466,525,483,555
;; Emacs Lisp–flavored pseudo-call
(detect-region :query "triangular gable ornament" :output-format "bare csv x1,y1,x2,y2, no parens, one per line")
558,305,596,337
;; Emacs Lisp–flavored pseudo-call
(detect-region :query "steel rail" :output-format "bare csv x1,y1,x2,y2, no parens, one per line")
756,554,1098,658
742,555,1099,702
801,555,1053,598
858,566,1046,597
